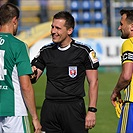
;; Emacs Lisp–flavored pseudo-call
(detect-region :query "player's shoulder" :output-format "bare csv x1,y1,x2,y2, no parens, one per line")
122,37,133,50
123,37,133,45
8,35,26,47
0,33,23,43
71,39,93,51
1,33,26,47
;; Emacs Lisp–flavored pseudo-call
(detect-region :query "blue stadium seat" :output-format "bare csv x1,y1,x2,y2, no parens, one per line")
72,12,78,21
71,1,80,10
82,1,91,11
94,11,103,21
94,0,103,10
72,12,82,22
83,12,92,22
72,25,80,37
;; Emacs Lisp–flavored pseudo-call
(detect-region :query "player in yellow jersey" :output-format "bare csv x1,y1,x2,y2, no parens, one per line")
111,9,133,133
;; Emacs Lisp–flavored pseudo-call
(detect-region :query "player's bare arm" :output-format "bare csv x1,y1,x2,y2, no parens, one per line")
19,75,42,132
111,62,133,106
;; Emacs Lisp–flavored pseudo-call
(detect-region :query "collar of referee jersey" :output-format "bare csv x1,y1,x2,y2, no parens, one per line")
57,39,74,51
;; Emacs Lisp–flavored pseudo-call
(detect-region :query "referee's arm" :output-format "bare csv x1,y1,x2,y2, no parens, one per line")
85,69,98,129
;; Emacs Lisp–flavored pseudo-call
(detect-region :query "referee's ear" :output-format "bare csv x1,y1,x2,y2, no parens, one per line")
67,27,73,36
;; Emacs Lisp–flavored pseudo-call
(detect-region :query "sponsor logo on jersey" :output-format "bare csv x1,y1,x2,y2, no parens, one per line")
0,85,8,90
69,66,77,78
89,51,99,63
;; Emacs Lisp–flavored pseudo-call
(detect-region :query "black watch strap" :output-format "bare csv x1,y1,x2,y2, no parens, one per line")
88,107,97,112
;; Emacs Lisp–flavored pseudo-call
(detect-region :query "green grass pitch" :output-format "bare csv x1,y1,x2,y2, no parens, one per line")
29,70,120,133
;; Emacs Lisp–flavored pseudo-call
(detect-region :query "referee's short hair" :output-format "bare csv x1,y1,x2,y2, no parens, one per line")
53,11,75,30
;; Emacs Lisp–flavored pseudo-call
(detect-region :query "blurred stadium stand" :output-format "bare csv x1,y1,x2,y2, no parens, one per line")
69,0,106,38
20,0,40,30
18,0,65,32
0,0,133,37
110,1,133,36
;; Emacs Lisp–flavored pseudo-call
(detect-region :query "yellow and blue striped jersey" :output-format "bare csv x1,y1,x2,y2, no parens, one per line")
121,37,133,102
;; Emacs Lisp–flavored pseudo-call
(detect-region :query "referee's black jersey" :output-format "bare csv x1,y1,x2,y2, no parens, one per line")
31,39,99,100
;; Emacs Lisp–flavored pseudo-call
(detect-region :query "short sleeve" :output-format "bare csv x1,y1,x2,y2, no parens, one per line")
16,43,32,76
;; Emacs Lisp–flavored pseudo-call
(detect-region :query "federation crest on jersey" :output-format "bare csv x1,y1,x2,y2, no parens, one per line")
69,66,77,78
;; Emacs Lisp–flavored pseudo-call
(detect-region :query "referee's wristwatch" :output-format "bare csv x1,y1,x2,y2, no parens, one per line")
88,107,97,113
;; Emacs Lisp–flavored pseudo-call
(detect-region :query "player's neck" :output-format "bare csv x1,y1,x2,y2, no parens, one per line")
0,25,13,35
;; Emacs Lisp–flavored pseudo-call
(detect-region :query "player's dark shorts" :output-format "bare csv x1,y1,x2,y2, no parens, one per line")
40,98,88,133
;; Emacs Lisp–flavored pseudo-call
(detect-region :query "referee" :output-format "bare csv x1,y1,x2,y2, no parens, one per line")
31,11,99,133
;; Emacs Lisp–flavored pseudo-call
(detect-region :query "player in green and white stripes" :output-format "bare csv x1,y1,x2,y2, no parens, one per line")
0,3,41,133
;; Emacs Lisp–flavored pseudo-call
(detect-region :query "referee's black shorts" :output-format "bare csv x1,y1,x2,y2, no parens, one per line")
40,98,88,133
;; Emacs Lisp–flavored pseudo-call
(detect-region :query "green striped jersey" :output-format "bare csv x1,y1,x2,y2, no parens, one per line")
0,33,32,116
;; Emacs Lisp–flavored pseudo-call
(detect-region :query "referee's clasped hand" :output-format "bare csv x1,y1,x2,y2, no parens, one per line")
30,66,38,83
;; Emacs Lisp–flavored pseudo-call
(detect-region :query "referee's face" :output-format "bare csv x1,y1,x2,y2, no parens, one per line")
51,18,72,45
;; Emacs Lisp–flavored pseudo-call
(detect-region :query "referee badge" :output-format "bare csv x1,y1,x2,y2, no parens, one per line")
69,66,77,78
